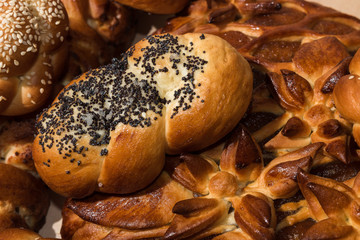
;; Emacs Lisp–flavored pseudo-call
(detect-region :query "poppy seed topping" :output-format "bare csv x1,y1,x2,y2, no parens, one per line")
35,34,208,167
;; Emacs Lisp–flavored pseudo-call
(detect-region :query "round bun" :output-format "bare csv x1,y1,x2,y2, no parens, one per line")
33,33,253,198
114,0,190,14
0,228,57,240
0,118,36,171
0,163,49,232
333,50,360,123
333,49,360,147
0,0,69,116
333,74,360,123
61,0,135,73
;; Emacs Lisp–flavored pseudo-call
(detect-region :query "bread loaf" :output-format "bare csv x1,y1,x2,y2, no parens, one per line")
33,33,253,198
0,0,69,116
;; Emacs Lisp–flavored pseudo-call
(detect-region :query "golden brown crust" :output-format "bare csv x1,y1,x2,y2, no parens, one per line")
54,1,360,239
0,228,59,240
61,171,193,239
114,0,190,14
0,0,69,116
33,33,253,198
333,51,360,124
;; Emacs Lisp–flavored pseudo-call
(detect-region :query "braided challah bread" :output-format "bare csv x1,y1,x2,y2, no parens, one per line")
113,0,190,14
0,0,69,116
33,33,253,198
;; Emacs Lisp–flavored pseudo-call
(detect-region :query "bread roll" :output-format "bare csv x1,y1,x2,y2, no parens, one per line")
333,49,360,146
0,118,36,171
114,0,190,14
0,0,69,116
33,33,253,198
0,163,50,232
0,228,58,240
333,49,360,123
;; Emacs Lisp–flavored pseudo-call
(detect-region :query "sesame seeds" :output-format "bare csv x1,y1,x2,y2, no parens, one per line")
36,34,208,171
0,0,67,73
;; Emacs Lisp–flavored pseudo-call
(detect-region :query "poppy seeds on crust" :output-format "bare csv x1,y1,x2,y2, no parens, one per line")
35,34,208,167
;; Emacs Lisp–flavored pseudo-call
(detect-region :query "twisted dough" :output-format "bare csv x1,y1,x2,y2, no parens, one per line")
0,0,69,116
33,33,253,198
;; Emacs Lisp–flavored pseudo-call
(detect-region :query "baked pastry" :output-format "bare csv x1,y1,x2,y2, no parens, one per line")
0,163,49,232
0,117,36,171
61,0,135,75
0,0,69,116
59,0,360,239
158,0,360,159
333,49,360,149
113,0,190,14
33,33,253,198
0,118,50,233
0,228,59,240
61,141,323,239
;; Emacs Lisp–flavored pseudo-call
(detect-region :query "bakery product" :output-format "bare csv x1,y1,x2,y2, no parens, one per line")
61,143,322,239
0,163,49,232
33,33,253,198
59,0,360,239
157,0,360,160
0,0,69,116
113,0,190,14
333,49,360,148
61,169,194,239
0,117,36,171
61,0,135,75
0,118,50,233
0,228,59,240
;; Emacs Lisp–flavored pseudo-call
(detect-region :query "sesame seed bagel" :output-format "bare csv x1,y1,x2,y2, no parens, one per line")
0,0,68,116
33,33,253,198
